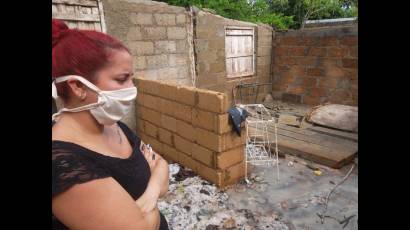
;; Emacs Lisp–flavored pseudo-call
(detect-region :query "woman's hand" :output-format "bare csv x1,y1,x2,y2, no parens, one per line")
140,143,159,172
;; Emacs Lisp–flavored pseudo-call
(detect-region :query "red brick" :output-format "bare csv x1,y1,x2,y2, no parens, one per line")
197,89,229,114
318,78,340,88
272,83,288,91
307,68,323,76
277,56,296,65
161,114,177,132
278,65,290,72
176,119,195,142
280,75,294,85
301,37,319,46
158,128,173,146
344,69,358,80
175,86,197,106
274,47,288,56
196,162,223,187
287,66,306,77
216,146,244,169
144,121,158,138
223,161,245,186
342,58,357,68
321,58,341,67
174,134,192,156
340,36,357,46
329,89,352,102
178,152,198,172
281,36,299,46
303,77,317,87
325,67,345,78
308,47,327,57
282,93,302,103
295,57,318,66
309,87,328,98
289,47,306,56
192,143,215,167
287,85,305,95
349,46,357,58
139,106,161,126
327,47,347,57
158,83,177,101
319,37,338,46
303,95,320,106
173,103,192,123
136,78,160,96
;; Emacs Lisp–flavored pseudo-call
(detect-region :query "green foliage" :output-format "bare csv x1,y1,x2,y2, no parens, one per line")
157,0,357,30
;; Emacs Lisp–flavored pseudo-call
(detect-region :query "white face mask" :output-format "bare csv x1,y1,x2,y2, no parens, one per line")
52,75,137,125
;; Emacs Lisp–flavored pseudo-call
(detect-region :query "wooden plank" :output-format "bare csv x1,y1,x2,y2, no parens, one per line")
247,123,357,168
276,122,358,142
275,127,357,152
275,135,356,169
226,29,253,36
52,0,98,7
249,124,357,153
278,124,358,142
306,124,358,142
226,54,253,59
97,0,107,33
52,13,100,22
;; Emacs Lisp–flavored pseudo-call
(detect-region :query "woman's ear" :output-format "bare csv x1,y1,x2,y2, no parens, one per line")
66,79,87,100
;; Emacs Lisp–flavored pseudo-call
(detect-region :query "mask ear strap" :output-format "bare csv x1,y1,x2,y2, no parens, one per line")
55,75,102,93
52,79,59,99
51,75,105,121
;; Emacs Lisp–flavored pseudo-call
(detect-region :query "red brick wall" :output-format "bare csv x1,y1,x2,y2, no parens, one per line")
272,25,357,105
134,78,246,188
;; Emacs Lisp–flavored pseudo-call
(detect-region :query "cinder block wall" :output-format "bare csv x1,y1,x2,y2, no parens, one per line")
195,10,274,105
102,0,192,84
272,25,358,105
135,78,246,188
102,0,195,129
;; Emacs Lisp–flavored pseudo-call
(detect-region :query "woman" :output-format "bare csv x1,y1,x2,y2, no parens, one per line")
52,19,169,230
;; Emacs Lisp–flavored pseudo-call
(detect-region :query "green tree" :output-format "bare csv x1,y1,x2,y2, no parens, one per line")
158,0,357,30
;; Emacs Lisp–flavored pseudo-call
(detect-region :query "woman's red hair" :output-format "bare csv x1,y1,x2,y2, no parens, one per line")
52,19,130,100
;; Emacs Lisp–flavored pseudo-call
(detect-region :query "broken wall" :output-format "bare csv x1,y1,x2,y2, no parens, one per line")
102,0,195,129
135,78,246,187
272,25,358,105
195,10,274,106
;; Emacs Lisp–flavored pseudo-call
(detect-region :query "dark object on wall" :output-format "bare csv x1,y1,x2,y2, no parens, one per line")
228,106,249,136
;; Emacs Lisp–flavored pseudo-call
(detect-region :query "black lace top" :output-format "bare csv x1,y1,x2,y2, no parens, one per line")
52,121,168,229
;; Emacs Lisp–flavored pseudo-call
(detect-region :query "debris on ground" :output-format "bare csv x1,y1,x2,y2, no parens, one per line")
278,114,302,127
314,170,323,176
159,153,357,230
158,164,290,230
